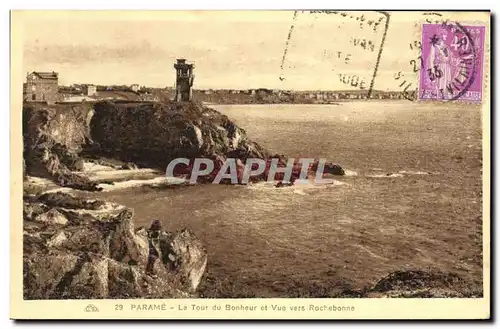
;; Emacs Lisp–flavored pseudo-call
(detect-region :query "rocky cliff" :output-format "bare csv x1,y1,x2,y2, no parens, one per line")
21,100,344,299
23,100,265,299
23,103,100,191
23,100,270,188
23,191,207,299
87,100,269,168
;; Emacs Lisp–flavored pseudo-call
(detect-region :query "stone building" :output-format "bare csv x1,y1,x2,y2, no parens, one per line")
24,71,59,103
82,84,97,96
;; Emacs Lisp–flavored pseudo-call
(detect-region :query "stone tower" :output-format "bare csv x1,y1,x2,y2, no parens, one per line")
174,59,194,102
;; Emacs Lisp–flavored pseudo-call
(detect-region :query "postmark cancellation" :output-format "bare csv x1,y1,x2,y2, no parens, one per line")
419,22,486,102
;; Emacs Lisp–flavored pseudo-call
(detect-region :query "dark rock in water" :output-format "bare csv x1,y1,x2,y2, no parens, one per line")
23,194,207,299
275,181,293,188
323,162,345,176
306,160,345,179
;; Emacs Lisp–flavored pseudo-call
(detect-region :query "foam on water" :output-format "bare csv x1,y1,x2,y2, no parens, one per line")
343,170,358,176
86,168,160,181
246,178,348,195
98,176,186,191
398,170,433,175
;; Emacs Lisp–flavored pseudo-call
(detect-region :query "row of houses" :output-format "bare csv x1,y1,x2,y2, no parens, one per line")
196,88,411,101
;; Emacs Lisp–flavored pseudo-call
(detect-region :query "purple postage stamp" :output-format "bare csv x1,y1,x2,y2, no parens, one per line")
419,23,485,102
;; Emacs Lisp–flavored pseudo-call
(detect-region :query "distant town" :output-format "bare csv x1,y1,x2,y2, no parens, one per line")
23,67,415,106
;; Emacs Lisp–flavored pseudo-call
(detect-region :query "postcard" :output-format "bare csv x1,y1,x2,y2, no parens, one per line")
10,9,490,320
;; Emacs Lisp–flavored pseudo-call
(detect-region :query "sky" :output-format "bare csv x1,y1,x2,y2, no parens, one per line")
18,10,489,91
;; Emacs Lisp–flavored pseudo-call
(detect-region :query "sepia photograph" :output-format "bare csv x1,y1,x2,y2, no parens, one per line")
10,9,490,320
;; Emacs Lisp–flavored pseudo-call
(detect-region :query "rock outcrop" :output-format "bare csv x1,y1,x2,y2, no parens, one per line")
21,99,346,299
23,192,207,299
86,100,270,169
23,100,275,189
23,104,100,191
23,100,345,189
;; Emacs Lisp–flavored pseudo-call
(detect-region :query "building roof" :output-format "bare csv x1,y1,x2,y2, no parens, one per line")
30,71,59,80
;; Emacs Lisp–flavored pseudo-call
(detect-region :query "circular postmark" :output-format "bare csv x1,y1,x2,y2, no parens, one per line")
420,21,481,102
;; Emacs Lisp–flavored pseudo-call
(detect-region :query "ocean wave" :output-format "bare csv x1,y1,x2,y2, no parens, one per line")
343,169,358,176
246,178,348,194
